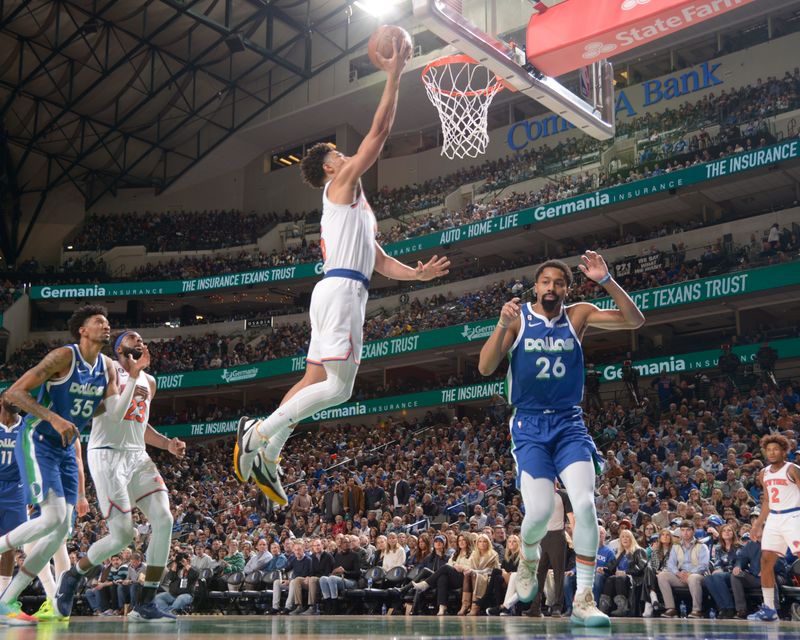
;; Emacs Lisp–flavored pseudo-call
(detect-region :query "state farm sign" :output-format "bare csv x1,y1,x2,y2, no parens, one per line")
526,0,755,77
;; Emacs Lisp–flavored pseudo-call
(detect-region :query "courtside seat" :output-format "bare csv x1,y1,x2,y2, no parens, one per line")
261,570,284,608
241,570,266,599
779,560,800,616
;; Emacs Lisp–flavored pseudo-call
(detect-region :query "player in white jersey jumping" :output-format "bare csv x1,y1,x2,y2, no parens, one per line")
749,433,800,621
234,36,449,503
55,331,186,622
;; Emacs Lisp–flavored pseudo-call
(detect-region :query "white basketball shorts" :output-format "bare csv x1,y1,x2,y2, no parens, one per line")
761,510,800,554
88,448,166,519
306,276,368,365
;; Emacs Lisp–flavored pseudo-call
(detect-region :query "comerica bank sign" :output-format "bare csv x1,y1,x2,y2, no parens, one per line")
508,61,724,151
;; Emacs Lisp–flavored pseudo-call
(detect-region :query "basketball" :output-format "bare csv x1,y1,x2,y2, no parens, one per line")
368,24,413,69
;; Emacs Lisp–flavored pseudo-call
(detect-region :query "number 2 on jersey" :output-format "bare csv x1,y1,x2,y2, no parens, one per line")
535,356,566,379
770,486,781,504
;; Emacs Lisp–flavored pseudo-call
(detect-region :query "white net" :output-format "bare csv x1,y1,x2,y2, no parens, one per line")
422,55,504,160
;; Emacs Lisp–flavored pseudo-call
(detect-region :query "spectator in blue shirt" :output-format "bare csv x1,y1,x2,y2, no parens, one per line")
657,522,710,617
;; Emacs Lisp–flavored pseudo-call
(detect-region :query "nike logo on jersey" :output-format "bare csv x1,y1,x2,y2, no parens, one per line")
527,322,543,328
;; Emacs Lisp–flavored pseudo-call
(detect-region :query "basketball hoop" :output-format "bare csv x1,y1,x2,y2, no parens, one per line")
421,54,505,160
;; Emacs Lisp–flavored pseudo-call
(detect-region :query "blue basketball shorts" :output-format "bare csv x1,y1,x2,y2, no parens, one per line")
0,480,27,535
15,429,78,506
510,407,601,484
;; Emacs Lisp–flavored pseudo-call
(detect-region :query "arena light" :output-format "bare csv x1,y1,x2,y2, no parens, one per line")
354,0,404,18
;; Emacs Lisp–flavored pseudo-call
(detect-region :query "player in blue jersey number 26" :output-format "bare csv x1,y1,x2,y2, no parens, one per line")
479,251,644,627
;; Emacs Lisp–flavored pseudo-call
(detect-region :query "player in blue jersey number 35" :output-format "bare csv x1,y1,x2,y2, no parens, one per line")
479,251,644,627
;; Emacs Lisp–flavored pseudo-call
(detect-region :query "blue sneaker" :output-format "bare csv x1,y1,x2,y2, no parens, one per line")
55,568,83,617
127,602,177,622
747,604,778,621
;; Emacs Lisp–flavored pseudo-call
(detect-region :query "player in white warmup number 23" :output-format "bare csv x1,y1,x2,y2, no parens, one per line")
234,34,449,504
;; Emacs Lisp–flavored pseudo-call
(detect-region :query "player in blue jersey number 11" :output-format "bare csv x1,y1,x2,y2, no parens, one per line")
479,251,644,626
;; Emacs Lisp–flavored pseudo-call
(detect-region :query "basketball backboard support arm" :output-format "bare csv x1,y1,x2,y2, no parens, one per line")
412,0,615,140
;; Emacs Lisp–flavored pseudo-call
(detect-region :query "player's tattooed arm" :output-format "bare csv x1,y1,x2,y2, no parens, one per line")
5,347,78,445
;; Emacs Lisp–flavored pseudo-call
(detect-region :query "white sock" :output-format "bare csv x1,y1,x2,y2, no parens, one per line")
263,427,292,462
521,540,541,563
25,542,57,600
762,587,775,610
0,575,11,595
1,569,34,604
53,544,70,578
38,563,56,600
650,589,659,604
575,557,596,595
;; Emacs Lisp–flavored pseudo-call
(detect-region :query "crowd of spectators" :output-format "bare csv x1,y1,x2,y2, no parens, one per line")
2,222,797,383
130,243,322,281
0,278,22,313
37,68,796,288
11,363,800,618
69,210,296,252
370,70,799,220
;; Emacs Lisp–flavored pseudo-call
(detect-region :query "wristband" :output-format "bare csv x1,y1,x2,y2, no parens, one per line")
597,273,612,286
497,319,509,329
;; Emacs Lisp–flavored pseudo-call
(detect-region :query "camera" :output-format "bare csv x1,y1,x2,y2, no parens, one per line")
622,360,636,382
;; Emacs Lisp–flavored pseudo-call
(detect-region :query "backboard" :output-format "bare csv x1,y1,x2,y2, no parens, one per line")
412,0,616,140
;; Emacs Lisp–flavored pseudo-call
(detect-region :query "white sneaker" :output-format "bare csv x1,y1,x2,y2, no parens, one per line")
515,557,539,603
570,587,610,627
643,602,654,618
233,416,263,482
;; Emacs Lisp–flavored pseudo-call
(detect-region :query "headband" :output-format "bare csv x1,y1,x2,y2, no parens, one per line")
114,331,132,353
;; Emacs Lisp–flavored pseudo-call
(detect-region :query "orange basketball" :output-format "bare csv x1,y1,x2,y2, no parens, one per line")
368,25,413,69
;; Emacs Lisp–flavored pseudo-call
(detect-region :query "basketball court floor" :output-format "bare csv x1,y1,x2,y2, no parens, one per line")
0,616,793,640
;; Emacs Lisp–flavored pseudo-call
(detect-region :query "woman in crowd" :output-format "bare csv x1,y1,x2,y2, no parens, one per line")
482,534,521,615
371,535,386,569
383,532,406,572
642,528,674,617
411,533,473,615
463,533,500,616
703,522,741,618
639,523,657,548
599,528,647,617
407,534,430,568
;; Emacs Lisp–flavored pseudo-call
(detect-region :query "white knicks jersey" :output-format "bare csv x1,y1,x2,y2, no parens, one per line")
320,181,377,278
89,365,150,451
764,462,800,510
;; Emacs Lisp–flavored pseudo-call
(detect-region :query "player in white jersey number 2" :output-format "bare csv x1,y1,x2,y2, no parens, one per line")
234,36,449,502
55,331,186,622
749,434,800,621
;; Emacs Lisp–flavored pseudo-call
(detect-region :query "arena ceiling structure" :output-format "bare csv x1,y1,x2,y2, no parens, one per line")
0,0,402,264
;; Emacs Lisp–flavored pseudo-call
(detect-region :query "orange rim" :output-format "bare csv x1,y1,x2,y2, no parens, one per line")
421,54,505,98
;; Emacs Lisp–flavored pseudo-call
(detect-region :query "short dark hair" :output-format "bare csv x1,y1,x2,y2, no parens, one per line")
534,259,572,287
67,305,108,341
761,434,790,453
300,142,334,188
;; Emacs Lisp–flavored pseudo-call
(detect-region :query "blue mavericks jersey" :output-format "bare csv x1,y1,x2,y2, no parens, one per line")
22,344,107,448
507,303,584,411
0,415,23,482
